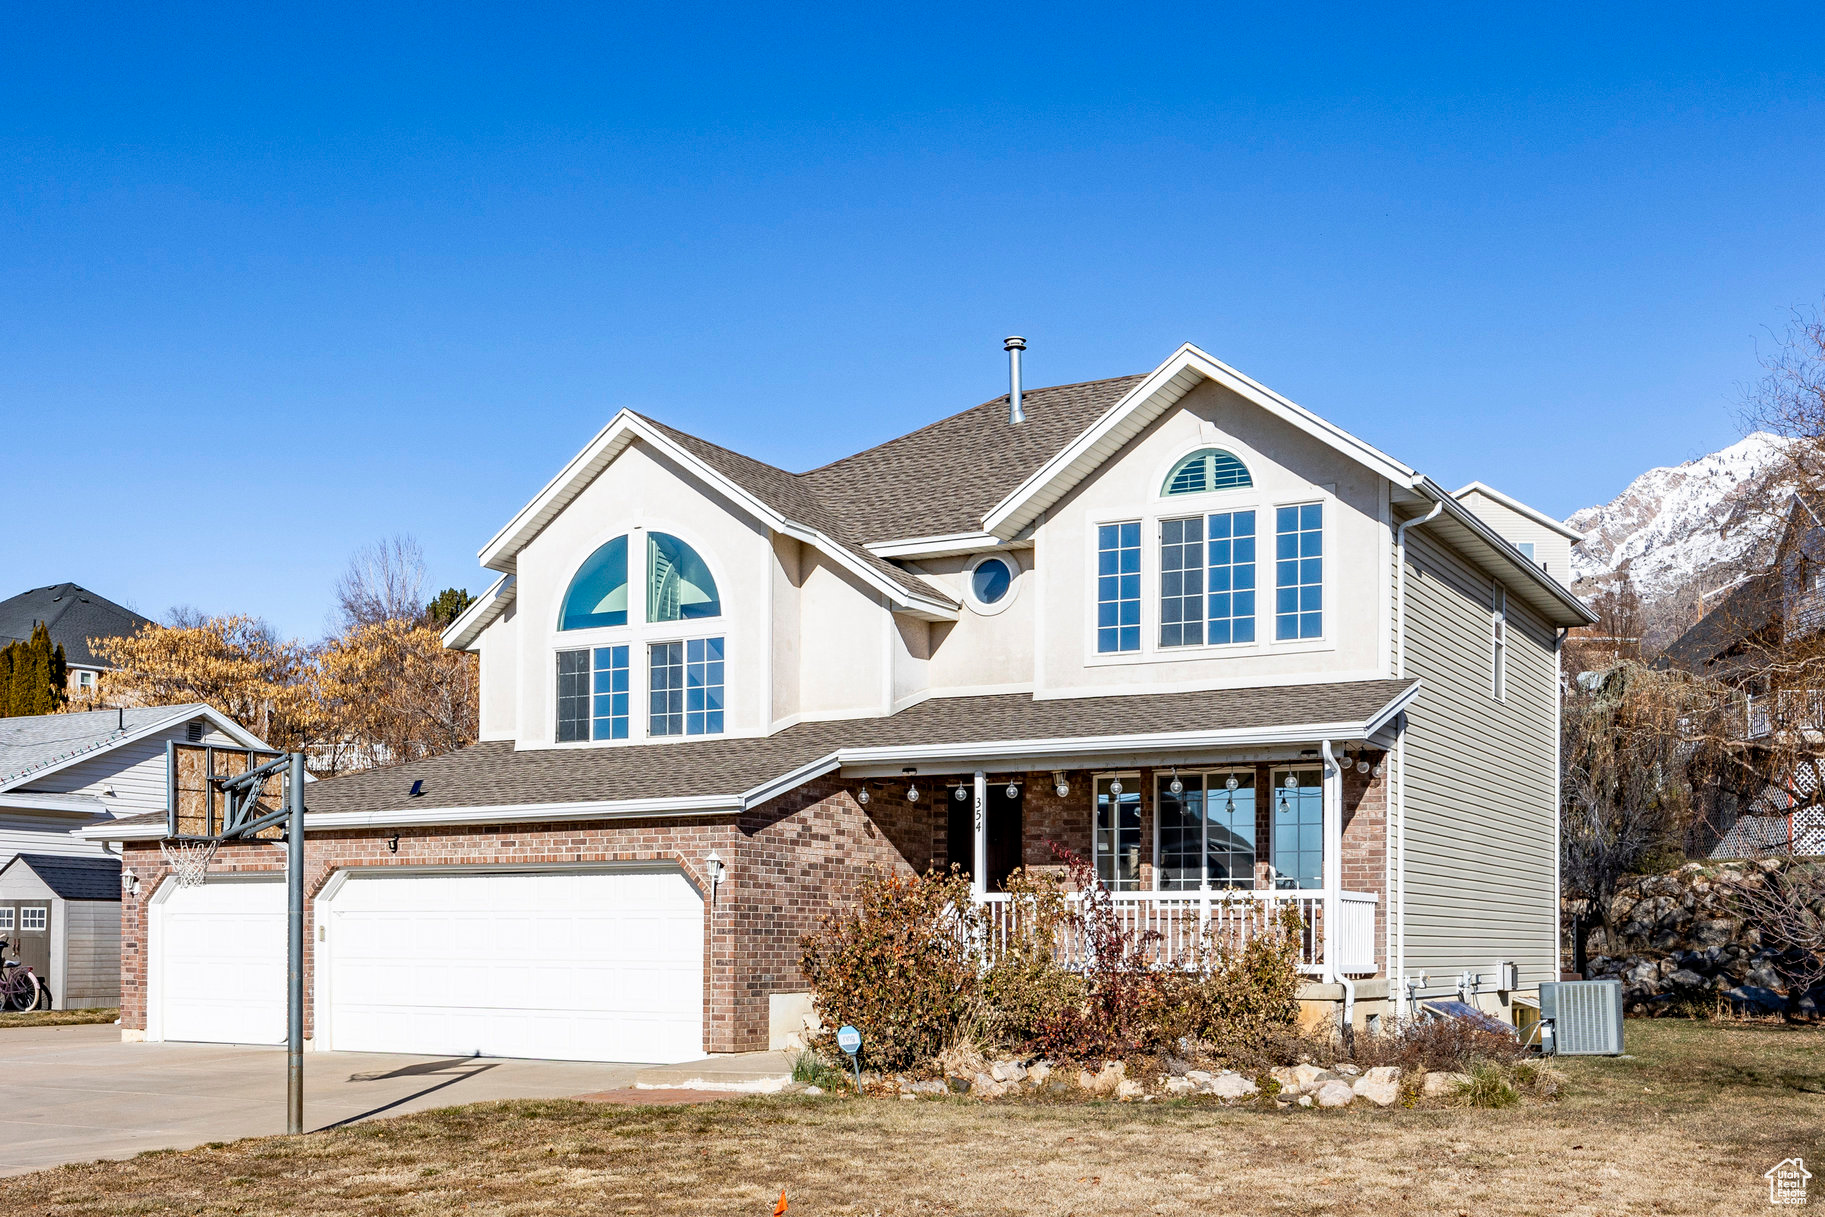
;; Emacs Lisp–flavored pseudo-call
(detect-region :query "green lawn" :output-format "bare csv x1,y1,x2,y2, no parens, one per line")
6,1019,1821,1215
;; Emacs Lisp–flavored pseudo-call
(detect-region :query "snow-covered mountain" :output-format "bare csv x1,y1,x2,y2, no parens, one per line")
1566,431,1795,608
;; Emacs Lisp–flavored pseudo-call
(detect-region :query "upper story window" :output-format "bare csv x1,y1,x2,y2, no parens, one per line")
1096,523,1142,653
1160,510,1256,648
559,535,630,630
1163,448,1252,495
1274,504,1323,640
1492,584,1508,701
647,533,721,622
968,556,1014,608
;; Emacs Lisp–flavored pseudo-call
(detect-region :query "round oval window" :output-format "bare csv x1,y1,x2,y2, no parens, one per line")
971,557,1013,606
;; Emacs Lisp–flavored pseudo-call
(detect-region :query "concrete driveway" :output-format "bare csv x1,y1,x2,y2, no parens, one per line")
0,1024,789,1177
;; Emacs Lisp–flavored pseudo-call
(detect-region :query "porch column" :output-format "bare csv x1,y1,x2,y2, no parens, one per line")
972,769,988,901
1320,741,1343,983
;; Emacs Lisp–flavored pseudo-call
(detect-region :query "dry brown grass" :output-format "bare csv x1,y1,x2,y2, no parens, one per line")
7,1020,1822,1215
0,1005,116,1029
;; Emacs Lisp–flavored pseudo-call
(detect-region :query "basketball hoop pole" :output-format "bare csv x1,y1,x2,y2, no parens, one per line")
286,751,305,1135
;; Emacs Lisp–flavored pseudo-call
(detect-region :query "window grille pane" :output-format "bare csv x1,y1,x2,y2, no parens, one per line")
1271,770,1324,889
1275,504,1323,640
592,645,629,740
1207,773,1257,887
1094,777,1142,890
558,535,629,630
1208,510,1256,644
649,641,685,736
685,636,725,735
1159,517,1205,648
1096,522,1142,653
647,533,721,622
555,650,590,742
1156,775,1204,889
1163,449,1253,495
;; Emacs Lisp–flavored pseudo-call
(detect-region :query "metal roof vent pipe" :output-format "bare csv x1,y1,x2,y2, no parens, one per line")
1004,335,1027,424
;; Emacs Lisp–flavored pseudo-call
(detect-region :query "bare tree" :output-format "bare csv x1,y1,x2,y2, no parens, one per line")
332,535,428,632
1730,862,1825,1000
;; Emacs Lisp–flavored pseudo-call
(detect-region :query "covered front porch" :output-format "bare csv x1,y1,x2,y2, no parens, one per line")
845,744,1389,981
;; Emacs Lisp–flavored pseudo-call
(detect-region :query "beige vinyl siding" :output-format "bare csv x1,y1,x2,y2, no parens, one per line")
1402,523,1560,993
60,898,121,1009
33,720,238,812
0,812,98,859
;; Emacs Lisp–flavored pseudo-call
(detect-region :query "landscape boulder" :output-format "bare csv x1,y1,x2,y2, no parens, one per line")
1421,1071,1470,1098
1208,1072,1258,1100
1352,1066,1401,1107
1313,1080,1355,1108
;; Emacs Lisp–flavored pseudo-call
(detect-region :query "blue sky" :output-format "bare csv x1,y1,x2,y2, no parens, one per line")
3,4,1822,637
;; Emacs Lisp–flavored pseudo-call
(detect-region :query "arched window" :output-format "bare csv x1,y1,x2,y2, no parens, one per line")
1164,448,1252,496
647,532,721,621
559,535,629,630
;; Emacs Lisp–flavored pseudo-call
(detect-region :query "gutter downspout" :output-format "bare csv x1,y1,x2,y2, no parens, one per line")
1319,739,1354,1041
1391,499,1442,1027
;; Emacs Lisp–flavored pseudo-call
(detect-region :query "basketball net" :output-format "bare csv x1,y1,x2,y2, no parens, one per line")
160,839,218,888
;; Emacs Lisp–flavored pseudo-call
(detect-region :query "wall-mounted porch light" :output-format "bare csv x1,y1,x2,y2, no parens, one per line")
856,785,871,806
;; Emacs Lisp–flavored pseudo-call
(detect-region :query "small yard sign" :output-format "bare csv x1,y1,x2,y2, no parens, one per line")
836,1024,862,1089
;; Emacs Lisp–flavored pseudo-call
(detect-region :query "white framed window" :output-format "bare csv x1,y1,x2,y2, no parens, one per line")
0,908,13,931
75,669,96,690
1163,448,1252,495
1160,511,1256,649
1274,503,1323,641
1156,769,1257,890
1093,773,1142,890
1096,523,1142,654
964,554,1018,614
552,527,727,744
1269,768,1323,890
19,906,46,932
1492,584,1508,701
649,637,724,737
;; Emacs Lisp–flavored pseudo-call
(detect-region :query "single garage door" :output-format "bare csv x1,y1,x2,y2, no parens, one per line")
323,868,704,1064
154,877,286,1045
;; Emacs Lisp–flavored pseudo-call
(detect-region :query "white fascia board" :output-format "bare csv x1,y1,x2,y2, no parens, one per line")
1363,680,1423,738
1415,479,1597,626
442,573,516,651
865,532,1004,560
83,793,747,839
832,719,1391,769
0,704,280,795
1452,482,1586,542
475,412,958,620
984,344,1418,537
739,755,844,808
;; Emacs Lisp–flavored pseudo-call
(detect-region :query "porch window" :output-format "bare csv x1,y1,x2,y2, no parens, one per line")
650,637,725,736
1270,768,1323,889
1274,504,1323,640
1093,775,1142,890
1156,770,1256,889
1096,522,1142,653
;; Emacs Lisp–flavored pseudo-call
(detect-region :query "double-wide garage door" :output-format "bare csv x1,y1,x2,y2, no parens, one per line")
153,868,704,1064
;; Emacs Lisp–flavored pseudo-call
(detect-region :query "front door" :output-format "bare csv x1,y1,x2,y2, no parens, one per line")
1,902,52,983
946,783,1025,891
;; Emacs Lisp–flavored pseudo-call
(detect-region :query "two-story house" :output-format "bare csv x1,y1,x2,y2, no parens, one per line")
93,342,1592,1063
0,583,152,700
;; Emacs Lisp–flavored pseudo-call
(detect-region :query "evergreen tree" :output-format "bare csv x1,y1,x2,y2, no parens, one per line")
0,623,68,716
424,587,476,629
0,643,12,718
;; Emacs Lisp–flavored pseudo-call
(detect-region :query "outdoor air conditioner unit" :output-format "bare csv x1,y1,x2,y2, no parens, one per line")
1538,979,1624,1056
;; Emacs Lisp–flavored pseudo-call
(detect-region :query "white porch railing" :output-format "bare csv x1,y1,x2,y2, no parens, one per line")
975,888,1378,977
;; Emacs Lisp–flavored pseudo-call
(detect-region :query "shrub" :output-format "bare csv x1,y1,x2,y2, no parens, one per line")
1345,1013,1527,1073
791,1050,848,1090
1462,1062,1520,1108
799,868,979,1072
971,868,1087,1049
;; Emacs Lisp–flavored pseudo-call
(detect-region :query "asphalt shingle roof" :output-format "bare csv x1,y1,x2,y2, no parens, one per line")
294,679,1415,817
0,584,151,668
7,853,121,901
0,705,205,787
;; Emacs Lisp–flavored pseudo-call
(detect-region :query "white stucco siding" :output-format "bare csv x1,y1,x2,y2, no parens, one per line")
1400,524,1560,995
1034,379,1391,695
920,550,1036,694
768,535,804,726
511,439,777,748
476,601,518,742
796,553,892,719
1454,490,1575,586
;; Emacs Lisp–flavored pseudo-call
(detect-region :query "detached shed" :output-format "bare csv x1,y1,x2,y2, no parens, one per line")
0,853,120,1010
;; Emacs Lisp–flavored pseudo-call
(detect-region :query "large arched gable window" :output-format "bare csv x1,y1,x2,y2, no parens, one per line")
559,535,629,630
1163,448,1252,496
646,532,721,621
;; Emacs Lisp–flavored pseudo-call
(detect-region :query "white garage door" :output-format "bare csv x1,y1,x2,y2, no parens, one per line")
154,878,286,1045
323,868,703,1064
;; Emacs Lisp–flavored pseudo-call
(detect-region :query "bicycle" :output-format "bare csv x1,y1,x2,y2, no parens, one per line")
0,936,50,1012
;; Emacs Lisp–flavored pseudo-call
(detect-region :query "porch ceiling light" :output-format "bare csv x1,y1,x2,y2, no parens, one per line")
1356,760,1370,775
1372,763,1385,778
1109,778,1124,795
1052,771,1070,797
907,783,920,803
1005,782,1019,799
1283,774,1298,788
1167,768,1184,796
954,784,969,802
856,786,871,806
1224,775,1240,791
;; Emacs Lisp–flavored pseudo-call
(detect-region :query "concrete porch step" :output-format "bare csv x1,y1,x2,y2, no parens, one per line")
631,1049,795,1091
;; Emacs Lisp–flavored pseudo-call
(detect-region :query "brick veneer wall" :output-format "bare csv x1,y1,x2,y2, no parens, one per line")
117,760,1390,1053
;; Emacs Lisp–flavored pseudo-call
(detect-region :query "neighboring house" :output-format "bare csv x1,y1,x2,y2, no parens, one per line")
1663,493,1825,858
92,341,1594,1063
0,704,280,1009
1452,483,1584,586
0,583,152,699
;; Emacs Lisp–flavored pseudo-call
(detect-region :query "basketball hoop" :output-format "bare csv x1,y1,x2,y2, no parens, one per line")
160,839,218,888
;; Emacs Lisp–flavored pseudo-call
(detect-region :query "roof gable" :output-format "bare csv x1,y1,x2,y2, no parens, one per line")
4,853,120,900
